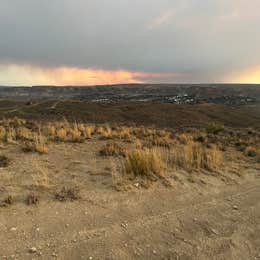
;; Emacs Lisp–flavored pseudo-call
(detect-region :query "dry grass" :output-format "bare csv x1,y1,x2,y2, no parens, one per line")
244,146,258,157
97,125,113,139
56,127,67,141
0,117,257,171
26,193,39,205
0,155,10,168
144,136,172,148
4,195,14,205
80,125,95,139
68,125,84,143
34,134,48,153
55,186,81,201
100,142,126,157
166,142,223,171
6,127,17,143
31,160,50,189
206,122,225,135
0,126,6,141
0,195,14,207
22,133,48,154
176,133,194,145
123,148,165,180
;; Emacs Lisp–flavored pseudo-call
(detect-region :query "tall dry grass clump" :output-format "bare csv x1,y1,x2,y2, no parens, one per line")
78,124,95,139
167,142,222,171
17,127,34,141
34,134,48,153
44,123,56,140
113,126,133,141
6,127,17,143
56,127,67,141
23,132,48,154
123,148,165,179
68,123,84,142
96,125,113,139
0,126,6,141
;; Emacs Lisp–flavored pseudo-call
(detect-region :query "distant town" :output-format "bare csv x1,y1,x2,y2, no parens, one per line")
0,84,259,105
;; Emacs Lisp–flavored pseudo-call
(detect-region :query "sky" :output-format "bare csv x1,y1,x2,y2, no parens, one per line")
0,0,260,86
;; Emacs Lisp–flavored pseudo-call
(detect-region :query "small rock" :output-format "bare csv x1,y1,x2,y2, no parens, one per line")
233,205,238,210
211,228,219,235
10,227,17,232
29,247,37,253
152,250,157,255
121,223,128,228
134,183,140,188
89,257,93,260
52,252,58,257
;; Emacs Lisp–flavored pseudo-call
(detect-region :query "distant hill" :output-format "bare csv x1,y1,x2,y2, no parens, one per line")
0,84,259,103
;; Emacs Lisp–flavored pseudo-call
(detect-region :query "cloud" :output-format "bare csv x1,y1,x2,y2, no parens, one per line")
0,0,260,84
148,9,175,30
0,64,179,86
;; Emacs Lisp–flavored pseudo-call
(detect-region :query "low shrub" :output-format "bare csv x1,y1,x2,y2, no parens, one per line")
55,186,81,201
0,155,10,168
206,122,224,135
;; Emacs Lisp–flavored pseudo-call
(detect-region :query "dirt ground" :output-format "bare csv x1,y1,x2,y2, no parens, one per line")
0,139,260,260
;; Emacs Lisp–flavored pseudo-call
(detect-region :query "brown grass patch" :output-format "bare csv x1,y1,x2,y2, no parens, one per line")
166,142,223,171
244,146,258,157
0,155,10,168
123,148,165,180
26,193,39,205
55,186,81,201
22,133,48,154
100,142,126,157
206,122,225,135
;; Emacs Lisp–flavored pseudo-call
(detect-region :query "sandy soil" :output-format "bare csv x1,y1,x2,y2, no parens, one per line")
0,141,260,260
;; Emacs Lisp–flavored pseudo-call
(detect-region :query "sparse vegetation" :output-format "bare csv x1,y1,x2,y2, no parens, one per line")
166,142,223,171
55,186,81,201
26,193,39,205
244,146,258,157
206,122,225,135
100,142,126,157
0,155,10,168
123,148,165,180
22,134,48,154
0,117,258,197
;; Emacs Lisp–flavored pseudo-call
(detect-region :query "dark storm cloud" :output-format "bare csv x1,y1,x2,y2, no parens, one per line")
0,0,260,82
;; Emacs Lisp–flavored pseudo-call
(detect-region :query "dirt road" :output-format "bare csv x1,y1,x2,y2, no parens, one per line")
1,178,260,260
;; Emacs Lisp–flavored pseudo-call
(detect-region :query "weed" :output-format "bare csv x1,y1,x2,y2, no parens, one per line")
55,186,81,201
26,193,39,205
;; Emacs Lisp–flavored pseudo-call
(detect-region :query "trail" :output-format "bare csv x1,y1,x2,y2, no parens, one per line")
1,181,260,259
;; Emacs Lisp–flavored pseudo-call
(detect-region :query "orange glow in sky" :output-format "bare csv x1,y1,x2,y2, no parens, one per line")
225,66,260,84
0,64,177,86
